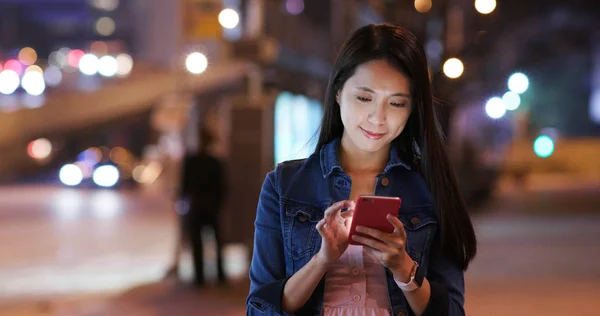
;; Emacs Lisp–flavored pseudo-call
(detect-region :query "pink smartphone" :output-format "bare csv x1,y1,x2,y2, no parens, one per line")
348,195,402,246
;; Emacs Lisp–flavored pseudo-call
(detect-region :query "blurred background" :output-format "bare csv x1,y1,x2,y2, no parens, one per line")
0,0,599,315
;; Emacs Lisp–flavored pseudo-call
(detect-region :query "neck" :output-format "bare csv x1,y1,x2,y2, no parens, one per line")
339,133,389,174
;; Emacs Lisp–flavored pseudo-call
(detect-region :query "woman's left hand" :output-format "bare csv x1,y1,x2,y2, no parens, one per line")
351,214,414,282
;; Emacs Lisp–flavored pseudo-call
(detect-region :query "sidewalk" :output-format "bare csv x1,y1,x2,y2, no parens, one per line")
83,279,249,316
0,278,249,316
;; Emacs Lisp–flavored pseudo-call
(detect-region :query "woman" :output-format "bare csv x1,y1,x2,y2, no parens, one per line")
247,23,477,316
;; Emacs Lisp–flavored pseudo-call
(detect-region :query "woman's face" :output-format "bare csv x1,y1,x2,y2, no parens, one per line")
337,59,413,154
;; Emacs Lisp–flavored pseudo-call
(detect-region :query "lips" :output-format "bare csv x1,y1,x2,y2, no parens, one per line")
360,127,386,140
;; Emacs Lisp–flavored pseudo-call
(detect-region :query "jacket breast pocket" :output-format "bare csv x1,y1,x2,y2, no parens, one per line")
282,204,322,260
401,206,438,264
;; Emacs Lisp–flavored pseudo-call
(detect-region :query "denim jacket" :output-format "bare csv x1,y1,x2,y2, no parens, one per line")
247,138,465,316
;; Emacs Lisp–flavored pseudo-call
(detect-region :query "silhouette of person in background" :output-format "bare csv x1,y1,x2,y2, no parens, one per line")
167,127,227,287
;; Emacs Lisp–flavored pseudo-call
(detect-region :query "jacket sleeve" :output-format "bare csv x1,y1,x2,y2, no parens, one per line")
246,171,293,315
420,232,466,316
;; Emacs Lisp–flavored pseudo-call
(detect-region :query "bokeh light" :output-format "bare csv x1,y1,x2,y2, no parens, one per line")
285,0,304,15
485,97,506,119
98,55,118,77
59,164,83,186
79,54,100,75
21,71,46,96
4,60,23,76
27,138,52,160
185,52,208,74
218,9,240,29
508,72,529,94
67,49,86,68
116,54,133,77
18,47,38,65
78,147,102,166
110,147,131,165
91,0,120,11
95,17,116,36
443,58,464,79
0,70,20,95
44,65,63,87
502,91,521,111
475,0,496,14
414,0,432,13
90,41,109,56
25,65,43,74
533,135,554,158
93,165,120,187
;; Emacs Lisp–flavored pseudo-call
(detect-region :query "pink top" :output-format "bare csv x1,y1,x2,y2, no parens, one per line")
322,245,391,316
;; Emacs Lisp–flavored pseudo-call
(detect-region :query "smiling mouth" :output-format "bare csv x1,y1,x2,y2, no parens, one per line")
360,127,386,140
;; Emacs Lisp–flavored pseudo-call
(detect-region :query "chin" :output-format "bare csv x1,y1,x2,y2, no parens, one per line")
352,134,391,153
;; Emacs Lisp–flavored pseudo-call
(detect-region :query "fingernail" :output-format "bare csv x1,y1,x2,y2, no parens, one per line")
351,235,358,240
356,226,364,232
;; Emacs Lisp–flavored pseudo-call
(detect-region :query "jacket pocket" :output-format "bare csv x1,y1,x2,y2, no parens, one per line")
400,205,438,263
283,203,322,260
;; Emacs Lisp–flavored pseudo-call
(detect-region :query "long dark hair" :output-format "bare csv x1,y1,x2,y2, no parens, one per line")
315,23,476,270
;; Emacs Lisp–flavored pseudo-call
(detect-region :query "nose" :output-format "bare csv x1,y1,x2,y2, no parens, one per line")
367,102,386,125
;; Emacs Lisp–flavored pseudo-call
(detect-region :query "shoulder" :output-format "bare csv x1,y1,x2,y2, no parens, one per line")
267,153,323,196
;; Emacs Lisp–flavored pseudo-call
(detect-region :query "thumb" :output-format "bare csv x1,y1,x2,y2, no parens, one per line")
316,218,331,238
341,208,354,219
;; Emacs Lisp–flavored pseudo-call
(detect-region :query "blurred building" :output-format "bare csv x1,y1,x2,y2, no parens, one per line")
1,0,600,230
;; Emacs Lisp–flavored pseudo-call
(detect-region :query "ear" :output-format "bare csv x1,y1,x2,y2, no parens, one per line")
335,91,341,105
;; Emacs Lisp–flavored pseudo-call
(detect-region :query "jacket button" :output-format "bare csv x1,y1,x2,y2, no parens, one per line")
298,214,309,222
381,177,390,187
410,216,420,225
397,312,406,316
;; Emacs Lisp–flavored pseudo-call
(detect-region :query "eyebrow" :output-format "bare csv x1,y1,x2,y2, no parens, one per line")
356,86,410,98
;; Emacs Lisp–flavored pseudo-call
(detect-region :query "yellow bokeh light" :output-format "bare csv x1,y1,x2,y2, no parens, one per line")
19,47,38,66
25,65,44,74
414,0,432,13
443,58,464,79
91,41,109,56
475,0,496,14
218,9,240,29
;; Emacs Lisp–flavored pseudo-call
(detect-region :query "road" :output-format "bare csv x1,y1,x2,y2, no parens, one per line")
0,184,598,315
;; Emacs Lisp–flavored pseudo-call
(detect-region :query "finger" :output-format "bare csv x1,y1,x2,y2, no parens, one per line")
351,234,395,253
362,244,382,260
316,218,325,233
316,219,331,239
324,200,353,221
340,208,354,219
355,225,393,243
387,214,406,239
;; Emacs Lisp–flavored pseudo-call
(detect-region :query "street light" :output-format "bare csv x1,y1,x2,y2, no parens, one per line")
27,138,52,160
443,58,464,79
502,91,521,110
59,164,83,186
485,97,506,119
533,135,554,158
185,52,208,74
414,0,432,13
218,8,240,29
0,70,20,95
475,0,496,14
508,72,529,94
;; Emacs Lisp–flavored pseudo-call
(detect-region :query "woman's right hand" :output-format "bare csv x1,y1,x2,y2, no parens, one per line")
315,200,355,266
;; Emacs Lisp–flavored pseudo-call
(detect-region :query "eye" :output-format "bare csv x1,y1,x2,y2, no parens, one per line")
356,96,371,102
391,102,407,108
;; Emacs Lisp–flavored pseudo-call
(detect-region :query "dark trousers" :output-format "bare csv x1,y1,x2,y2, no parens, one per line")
185,211,226,286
